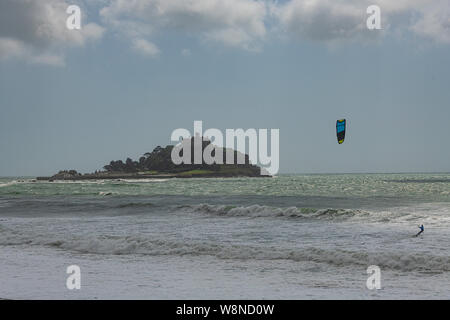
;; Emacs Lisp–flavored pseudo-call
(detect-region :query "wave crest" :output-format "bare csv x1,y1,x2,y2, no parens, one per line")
1,231,448,272
182,204,366,220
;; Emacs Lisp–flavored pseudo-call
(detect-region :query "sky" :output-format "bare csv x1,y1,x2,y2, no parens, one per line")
1,0,450,176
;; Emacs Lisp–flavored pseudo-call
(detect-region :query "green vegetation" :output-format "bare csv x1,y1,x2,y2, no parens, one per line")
101,137,262,176
178,169,215,176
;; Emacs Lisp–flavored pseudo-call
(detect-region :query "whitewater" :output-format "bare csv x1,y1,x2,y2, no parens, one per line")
0,174,449,299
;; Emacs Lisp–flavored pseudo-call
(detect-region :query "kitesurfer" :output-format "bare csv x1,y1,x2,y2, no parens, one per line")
415,224,424,237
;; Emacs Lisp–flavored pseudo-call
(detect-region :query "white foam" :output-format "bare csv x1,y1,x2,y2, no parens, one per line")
0,181,18,188
185,204,373,220
182,203,450,226
1,231,448,272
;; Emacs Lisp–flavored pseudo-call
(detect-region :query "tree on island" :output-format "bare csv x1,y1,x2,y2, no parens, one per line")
102,137,258,174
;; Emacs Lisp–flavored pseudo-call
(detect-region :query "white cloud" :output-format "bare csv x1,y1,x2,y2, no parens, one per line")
132,38,160,57
273,0,367,41
274,0,450,44
0,0,104,65
0,37,65,66
100,0,267,52
1,0,449,65
408,1,450,44
99,0,450,55
0,38,25,60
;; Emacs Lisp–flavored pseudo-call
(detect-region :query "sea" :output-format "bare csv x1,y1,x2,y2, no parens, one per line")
0,174,449,299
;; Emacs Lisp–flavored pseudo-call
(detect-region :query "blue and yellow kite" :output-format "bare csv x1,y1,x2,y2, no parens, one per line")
336,119,346,144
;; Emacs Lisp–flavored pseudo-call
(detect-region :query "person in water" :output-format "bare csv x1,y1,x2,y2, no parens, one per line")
415,224,424,237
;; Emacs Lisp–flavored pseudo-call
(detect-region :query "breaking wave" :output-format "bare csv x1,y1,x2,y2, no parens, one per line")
1,230,449,272
177,203,450,226
181,204,364,219
178,204,421,223
0,181,19,188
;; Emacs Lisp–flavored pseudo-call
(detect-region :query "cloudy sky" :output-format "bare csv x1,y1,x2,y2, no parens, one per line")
1,0,450,176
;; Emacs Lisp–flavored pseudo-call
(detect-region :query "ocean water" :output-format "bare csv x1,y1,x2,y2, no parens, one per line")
0,174,449,299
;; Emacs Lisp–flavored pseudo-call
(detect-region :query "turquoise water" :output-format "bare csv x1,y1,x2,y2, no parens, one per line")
1,173,450,200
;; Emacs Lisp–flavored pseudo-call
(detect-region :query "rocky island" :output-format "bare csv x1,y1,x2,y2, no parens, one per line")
37,137,270,181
